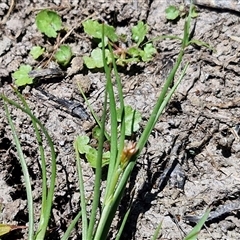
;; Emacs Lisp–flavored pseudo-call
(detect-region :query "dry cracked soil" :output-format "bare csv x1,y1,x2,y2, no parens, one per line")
1,0,240,239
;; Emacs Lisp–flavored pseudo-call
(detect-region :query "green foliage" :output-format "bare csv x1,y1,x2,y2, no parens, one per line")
30,46,45,59
83,20,157,69
92,126,101,140
131,21,148,46
117,106,142,136
165,4,198,20
141,43,157,61
12,65,34,86
75,135,110,168
1,89,57,239
54,45,73,66
76,105,141,167
76,135,92,154
83,48,112,69
13,10,74,87
6,3,210,239
184,209,210,240
35,10,62,38
86,148,110,168
83,19,118,44
165,5,180,20
189,5,198,18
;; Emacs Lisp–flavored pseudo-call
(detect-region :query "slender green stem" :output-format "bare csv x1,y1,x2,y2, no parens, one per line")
145,34,183,45
115,191,134,240
3,102,34,240
94,13,191,238
94,61,188,240
87,88,107,239
74,139,88,239
94,23,127,239
137,48,185,153
12,88,48,238
78,6,195,239
103,43,126,205
93,174,126,240
110,42,126,175
78,84,110,141
1,93,57,240
61,210,82,240
123,61,189,184
151,221,162,240
184,208,210,240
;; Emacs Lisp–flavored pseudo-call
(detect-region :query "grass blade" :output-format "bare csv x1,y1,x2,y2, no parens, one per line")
74,139,88,239
61,210,82,240
1,93,57,240
87,87,107,239
137,48,185,153
152,221,162,240
3,102,34,240
10,88,49,239
184,208,210,240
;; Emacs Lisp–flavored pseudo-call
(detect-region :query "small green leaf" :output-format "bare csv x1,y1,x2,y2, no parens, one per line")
117,106,142,136
36,10,62,38
98,39,109,48
83,56,97,69
86,148,97,168
76,135,91,154
76,135,110,168
104,23,118,42
83,19,118,43
190,5,198,18
54,45,73,66
131,21,148,45
90,48,107,67
30,46,45,59
127,46,142,57
12,65,34,87
165,6,180,20
92,126,101,140
102,151,110,167
83,19,103,39
86,148,110,168
116,57,140,66
83,48,111,69
140,43,157,62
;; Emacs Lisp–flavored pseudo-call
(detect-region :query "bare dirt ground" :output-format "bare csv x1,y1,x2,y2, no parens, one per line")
1,0,240,239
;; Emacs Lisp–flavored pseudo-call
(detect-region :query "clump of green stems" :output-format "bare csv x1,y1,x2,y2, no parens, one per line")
1,87,56,240
1,4,210,240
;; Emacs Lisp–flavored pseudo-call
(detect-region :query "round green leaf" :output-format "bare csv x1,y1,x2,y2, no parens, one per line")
83,48,112,69
83,19,118,43
140,43,157,62
117,105,142,136
54,45,73,66
30,46,45,59
86,148,110,168
92,126,101,140
131,21,148,45
165,6,180,20
76,135,91,154
12,64,34,87
36,10,62,38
